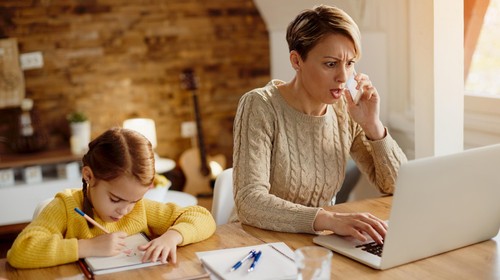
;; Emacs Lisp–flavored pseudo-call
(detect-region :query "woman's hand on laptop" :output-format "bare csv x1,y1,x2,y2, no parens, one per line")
314,210,387,244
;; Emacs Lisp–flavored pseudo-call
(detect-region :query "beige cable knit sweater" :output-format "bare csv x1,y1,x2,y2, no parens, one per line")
232,80,407,234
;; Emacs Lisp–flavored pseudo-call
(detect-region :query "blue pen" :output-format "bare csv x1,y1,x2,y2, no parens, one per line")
247,250,262,272
230,249,257,272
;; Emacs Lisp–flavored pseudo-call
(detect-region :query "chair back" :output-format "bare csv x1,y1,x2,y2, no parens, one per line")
211,168,234,225
32,197,54,219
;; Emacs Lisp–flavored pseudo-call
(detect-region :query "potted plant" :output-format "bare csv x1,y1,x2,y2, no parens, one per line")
67,111,90,155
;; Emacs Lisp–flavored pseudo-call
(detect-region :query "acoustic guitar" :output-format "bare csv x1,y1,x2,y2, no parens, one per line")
179,68,226,197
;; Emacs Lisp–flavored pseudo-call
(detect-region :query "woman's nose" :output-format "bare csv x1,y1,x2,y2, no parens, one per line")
336,67,349,84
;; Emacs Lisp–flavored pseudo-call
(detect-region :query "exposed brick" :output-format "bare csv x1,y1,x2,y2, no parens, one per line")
0,0,270,166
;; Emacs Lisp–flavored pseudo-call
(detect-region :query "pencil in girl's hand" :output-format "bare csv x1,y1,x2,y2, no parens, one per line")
74,207,110,234
74,207,133,255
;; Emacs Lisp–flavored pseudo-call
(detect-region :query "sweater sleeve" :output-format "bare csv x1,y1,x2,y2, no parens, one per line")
233,92,320,234
350,124,408,194
143,200,216,246
7,198,79,269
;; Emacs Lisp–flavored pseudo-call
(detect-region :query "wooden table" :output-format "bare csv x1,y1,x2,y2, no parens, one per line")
1,196,499,279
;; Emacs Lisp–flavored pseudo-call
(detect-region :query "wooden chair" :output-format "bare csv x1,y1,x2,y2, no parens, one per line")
32,197,53,219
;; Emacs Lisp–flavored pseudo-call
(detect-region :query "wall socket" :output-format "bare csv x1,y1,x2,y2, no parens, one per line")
20,51,44,70
181,121,197,138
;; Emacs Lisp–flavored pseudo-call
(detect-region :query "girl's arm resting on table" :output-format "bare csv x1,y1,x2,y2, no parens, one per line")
7,225,79,269
145,200,216,246
7,198,78,269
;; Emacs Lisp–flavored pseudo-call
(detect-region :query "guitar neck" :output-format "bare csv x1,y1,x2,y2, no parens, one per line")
191,90,210,176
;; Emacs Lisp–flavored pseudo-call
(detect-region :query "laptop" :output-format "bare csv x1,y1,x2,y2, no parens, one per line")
313,144,500,270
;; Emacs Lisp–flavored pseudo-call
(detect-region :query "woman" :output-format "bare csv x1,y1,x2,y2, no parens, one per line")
232,5,407,245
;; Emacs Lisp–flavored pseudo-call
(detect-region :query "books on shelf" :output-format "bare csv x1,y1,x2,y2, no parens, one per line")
79,232,162,275
196,242,297,280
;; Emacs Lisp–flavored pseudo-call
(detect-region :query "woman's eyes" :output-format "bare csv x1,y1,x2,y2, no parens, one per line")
325,62,337,68
324,61,356,68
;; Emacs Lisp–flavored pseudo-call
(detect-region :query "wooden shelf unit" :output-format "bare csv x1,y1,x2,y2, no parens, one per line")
0,148,82,226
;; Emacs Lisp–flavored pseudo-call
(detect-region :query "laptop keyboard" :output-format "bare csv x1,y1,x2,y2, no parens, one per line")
355,241,384,257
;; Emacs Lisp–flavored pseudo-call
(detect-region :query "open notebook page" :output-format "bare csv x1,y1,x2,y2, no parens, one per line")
82,232,162,275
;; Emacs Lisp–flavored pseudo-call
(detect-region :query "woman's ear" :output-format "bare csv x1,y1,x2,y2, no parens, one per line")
290,50,302,71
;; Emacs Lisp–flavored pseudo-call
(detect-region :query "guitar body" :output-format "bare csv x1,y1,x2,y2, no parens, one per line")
179,148,226,196
179,68,227,197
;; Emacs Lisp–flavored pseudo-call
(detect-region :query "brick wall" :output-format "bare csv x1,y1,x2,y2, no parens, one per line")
0,0,270,165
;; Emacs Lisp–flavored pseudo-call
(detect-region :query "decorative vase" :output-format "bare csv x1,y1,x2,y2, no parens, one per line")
70,120,90,155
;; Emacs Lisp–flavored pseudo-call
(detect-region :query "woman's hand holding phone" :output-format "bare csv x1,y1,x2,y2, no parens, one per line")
346,70,362,104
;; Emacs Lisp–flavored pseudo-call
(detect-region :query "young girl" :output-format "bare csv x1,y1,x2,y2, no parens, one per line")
7,127,216,269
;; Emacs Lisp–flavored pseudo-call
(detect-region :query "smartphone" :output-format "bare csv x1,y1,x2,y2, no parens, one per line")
345,70,362,104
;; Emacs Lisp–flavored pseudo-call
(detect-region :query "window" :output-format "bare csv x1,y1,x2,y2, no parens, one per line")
465,0,500,96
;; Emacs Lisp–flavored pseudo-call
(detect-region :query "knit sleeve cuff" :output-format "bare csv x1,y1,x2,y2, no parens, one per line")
294,207,322,234
61,238,80,263
367,128,396,155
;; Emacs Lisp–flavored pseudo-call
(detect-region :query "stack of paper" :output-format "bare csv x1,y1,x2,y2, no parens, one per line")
196,242,297,280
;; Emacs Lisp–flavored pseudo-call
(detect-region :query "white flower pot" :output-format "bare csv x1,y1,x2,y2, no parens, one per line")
70,121,91,155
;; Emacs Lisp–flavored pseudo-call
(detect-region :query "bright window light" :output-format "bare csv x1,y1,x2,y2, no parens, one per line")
465,0,500,97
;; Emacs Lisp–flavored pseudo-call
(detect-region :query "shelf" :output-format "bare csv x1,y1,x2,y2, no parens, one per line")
0,148,80,169
0,148,83,226
0,177,82,226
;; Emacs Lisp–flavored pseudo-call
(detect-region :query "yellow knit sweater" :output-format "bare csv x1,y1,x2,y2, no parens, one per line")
7,189,216,269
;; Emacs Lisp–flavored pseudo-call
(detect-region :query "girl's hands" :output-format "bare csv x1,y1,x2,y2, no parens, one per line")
314,210,387,244
344,73,385,140
78,231,128,258
138,230,183,264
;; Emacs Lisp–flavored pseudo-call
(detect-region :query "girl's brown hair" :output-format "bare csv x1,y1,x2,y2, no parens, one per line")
81,127,155,220
286,5,362,61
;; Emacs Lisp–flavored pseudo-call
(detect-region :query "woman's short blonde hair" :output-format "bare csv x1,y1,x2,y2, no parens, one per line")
286,5,362,61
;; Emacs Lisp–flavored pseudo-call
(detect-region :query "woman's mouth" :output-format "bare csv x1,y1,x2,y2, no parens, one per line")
330,88,343,99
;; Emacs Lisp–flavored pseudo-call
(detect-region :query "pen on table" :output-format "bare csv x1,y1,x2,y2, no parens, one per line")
77,259,94,279
247,250,262,272
230,249,257,272
74,207,110,234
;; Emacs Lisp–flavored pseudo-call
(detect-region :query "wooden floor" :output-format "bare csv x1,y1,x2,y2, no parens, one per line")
0,198,213,259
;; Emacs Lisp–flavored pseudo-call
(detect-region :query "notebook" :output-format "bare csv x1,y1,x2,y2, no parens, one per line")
313,144,500,270
196,242,297,280
79,232,162,275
